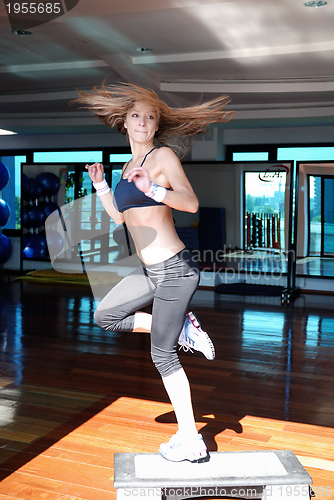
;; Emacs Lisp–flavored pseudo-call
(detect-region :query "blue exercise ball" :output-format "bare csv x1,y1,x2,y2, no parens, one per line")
0,233,12,264
28,205,46,228
30,232,47,250
23,239,46,259
40,201,60,222
46,230,64,256
0,162,10,191
22,174,32,200
36,172,60,196
28,178,45,200
22,206,31,228
0,199,10,227
23,232,32,248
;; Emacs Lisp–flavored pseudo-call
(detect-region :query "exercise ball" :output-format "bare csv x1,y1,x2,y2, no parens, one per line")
0,199,10,227
23,239,46,259
30,232,47,250
22,206,31,228
28,205,46,228
0,162,10,191
0,233,12,264
41,201,60,221
22,174,31,200
36,172,60,196
28,178,44,200
46,230,64,256
23,232,32,248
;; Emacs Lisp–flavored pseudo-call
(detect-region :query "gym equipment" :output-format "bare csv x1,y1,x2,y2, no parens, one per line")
22,206,31,228
23,233,32,248
36,172,60,196
0,162,10,191
245,212,282,251
199,207,226,252
23,239,46,259
28,178,44,200
40,200,60,223
46,230,64,255
29,233,48,250
28,205,46,228
22,174,31,200
114,450,312,500
0,199,10,227
0,233,12,264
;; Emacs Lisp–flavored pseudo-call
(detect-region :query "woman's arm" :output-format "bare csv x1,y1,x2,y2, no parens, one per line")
126,148,199,214
85,162,124,224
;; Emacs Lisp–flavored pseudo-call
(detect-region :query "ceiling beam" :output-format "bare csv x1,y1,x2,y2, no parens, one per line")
0,60,108,74
160,80,334,93
132,41,334,65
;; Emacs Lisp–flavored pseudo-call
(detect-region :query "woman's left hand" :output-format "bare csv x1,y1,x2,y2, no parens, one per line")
125,167,151,193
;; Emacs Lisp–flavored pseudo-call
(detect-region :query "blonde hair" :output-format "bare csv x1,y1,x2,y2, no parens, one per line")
73,82,235,158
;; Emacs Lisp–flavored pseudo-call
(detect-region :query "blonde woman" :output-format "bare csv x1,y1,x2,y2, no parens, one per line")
76,83,234,462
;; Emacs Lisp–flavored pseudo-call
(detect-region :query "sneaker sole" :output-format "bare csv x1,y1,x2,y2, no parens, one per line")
160,450,210,463
187,312,216,360
189,452,210,463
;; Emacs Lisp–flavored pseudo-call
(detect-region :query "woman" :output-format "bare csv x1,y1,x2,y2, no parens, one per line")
76,83,234,462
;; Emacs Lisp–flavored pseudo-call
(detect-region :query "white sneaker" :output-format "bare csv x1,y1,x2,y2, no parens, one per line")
159,431,209,462
178,312,215,360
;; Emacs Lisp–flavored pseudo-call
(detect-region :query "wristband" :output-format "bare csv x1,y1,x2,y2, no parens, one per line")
93,179,110,197
145,182,167,203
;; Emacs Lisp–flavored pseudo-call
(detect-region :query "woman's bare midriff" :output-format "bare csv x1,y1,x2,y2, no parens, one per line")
123,205,185,265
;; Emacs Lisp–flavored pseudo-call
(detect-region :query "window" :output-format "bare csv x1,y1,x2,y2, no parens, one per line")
34,151,103,163
109,153,132,163
277,147,334,162
244,170,286,250
233,152,269,161
309,175,334,256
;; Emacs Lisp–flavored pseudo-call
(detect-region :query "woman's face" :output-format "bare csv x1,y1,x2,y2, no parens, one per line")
124,101,159,144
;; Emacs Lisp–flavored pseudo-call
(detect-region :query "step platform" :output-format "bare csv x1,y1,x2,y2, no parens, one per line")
114,450,312,500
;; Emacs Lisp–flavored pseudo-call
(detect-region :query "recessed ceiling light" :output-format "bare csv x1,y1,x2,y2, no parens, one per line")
0,129,17,135
303,1,330,7
12,30,32,35
134,47,153,52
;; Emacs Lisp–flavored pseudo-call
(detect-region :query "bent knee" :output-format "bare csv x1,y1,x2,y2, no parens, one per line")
94,307,118,331
94,307,106,329
94,306,134,332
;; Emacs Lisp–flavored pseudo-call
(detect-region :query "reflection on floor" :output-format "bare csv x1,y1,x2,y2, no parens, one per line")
0,283,334,499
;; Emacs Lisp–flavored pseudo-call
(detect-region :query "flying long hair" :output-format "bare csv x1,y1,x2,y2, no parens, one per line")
73,82,235,158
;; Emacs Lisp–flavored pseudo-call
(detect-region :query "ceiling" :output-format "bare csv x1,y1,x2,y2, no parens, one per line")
1,0,334,137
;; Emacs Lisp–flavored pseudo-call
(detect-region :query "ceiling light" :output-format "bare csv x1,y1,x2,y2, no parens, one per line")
0,129,17,135
135,47,153,52
12,30,32,35
303,1,330,7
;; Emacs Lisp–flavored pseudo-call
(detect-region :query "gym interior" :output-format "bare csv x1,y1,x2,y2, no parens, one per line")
1,1,334,499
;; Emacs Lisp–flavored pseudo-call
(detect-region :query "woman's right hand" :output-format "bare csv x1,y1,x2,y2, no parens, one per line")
85,162,104,183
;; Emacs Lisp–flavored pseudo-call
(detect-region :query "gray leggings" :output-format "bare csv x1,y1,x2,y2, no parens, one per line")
94,248,200,377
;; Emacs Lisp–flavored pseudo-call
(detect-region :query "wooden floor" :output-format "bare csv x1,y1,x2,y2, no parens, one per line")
0,279,334,499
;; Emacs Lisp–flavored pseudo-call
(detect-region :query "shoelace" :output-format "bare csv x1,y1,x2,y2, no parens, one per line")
179,345,194,353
